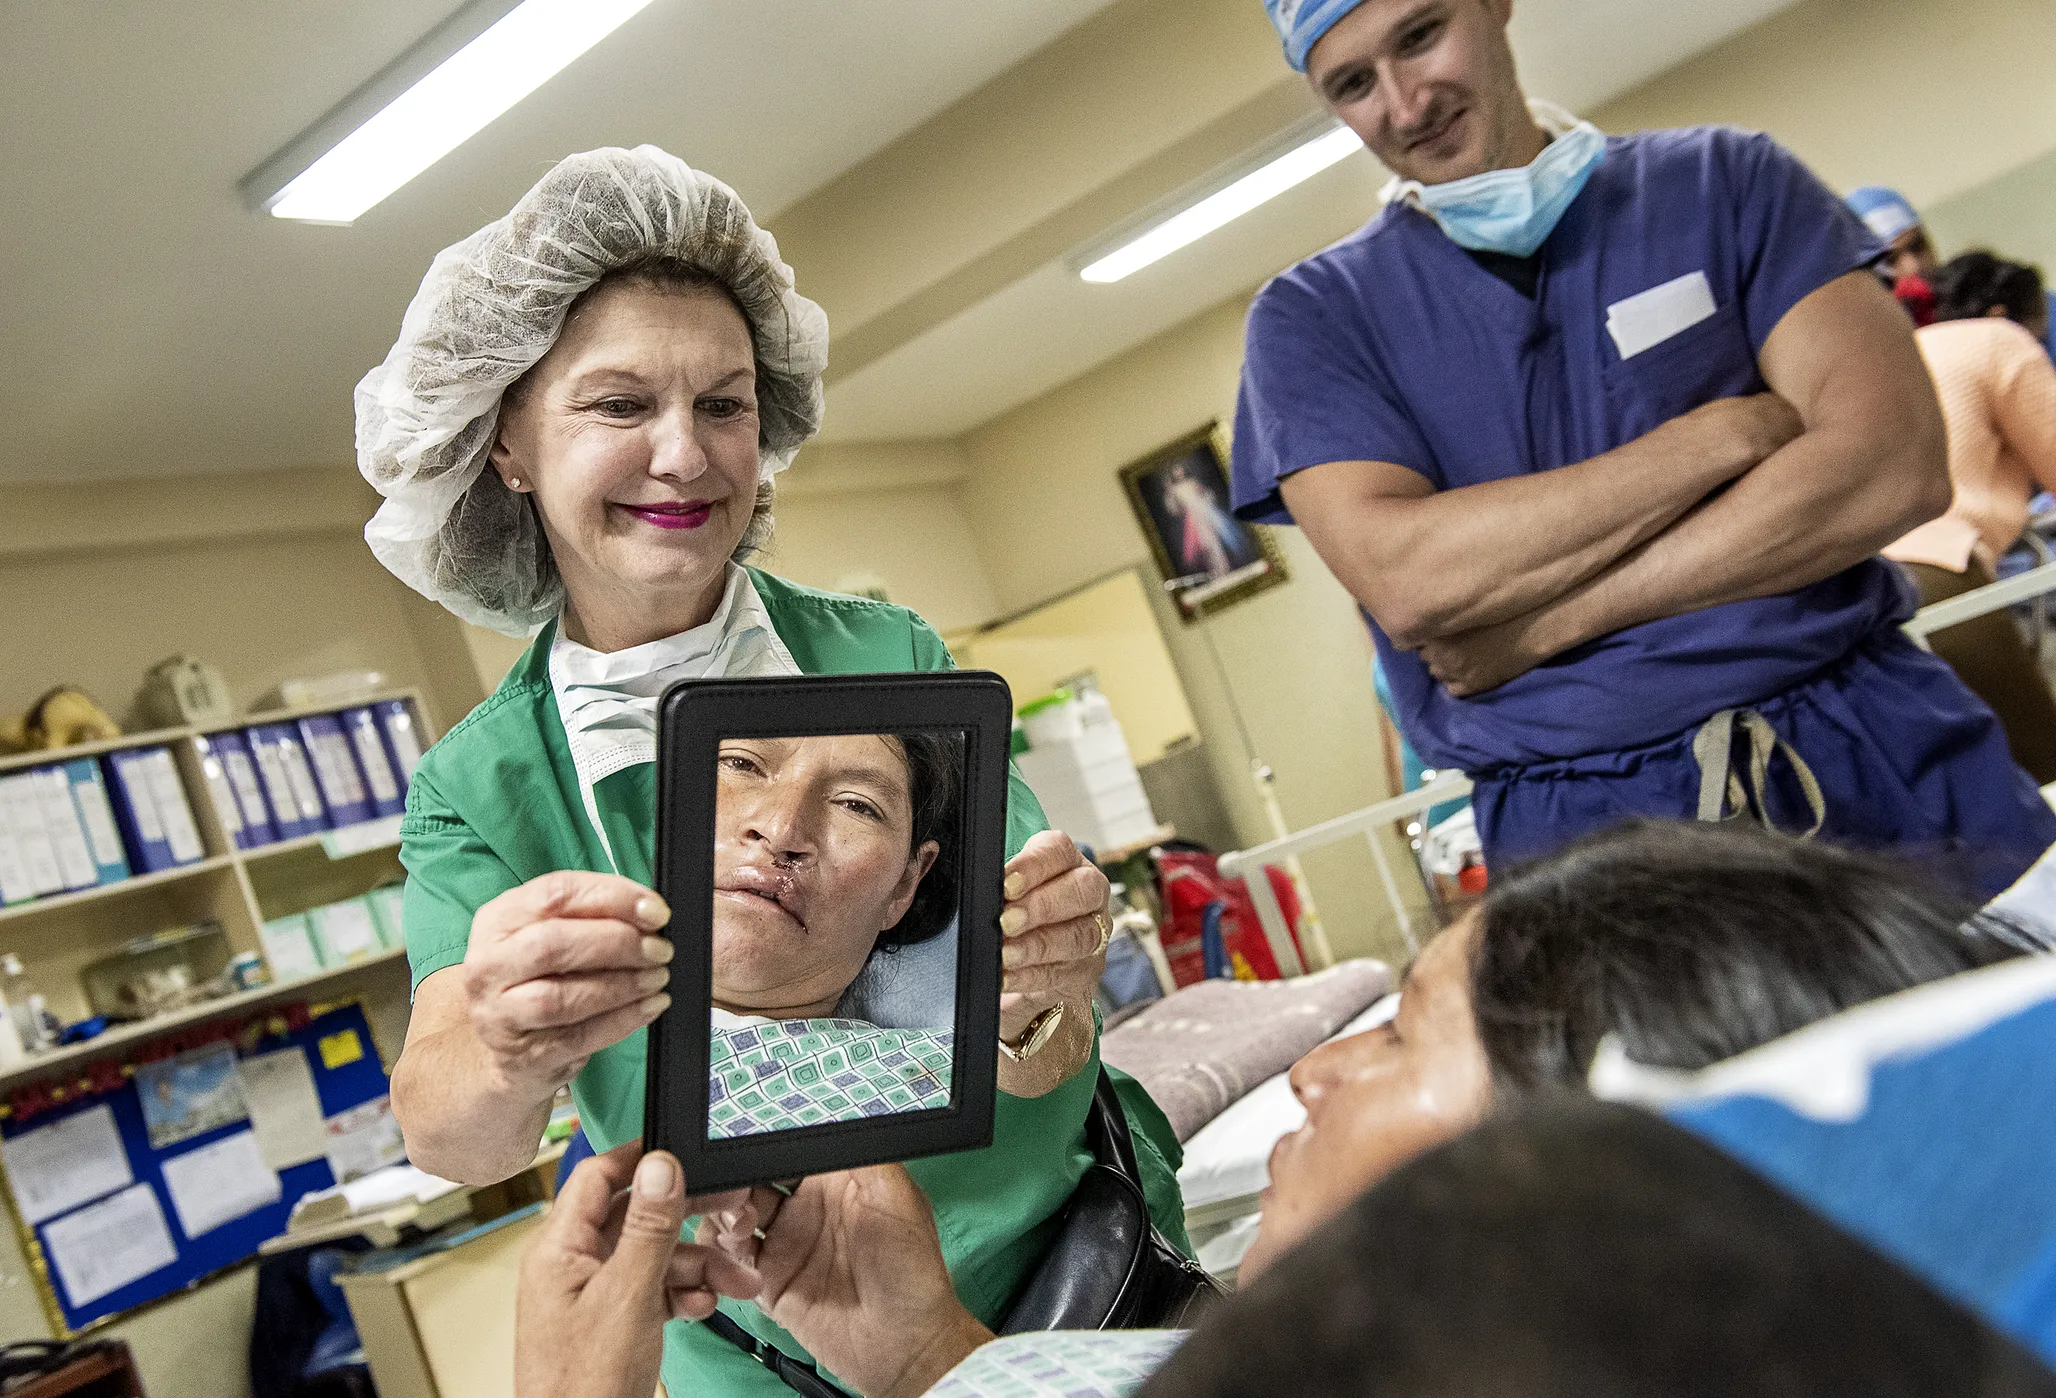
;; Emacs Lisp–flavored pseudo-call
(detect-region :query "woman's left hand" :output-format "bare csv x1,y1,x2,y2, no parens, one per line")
996,830,1109,1094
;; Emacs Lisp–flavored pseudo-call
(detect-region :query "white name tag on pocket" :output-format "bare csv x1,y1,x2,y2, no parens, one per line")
1607,271,1718,361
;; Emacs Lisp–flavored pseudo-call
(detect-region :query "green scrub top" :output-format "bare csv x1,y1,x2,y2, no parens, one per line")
397,569,1190,1396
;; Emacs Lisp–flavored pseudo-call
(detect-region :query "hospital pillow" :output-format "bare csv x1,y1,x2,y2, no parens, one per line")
1592,953,2056,1366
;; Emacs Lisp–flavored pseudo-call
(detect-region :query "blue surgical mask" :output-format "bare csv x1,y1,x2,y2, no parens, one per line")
1381,102,1607,258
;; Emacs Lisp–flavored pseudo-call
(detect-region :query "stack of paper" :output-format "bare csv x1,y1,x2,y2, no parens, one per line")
287,1163,465,1232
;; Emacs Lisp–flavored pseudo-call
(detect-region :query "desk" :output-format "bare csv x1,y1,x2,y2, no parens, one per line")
4,1343,145,1398
311,1144,565,1398
336,1208,543,1398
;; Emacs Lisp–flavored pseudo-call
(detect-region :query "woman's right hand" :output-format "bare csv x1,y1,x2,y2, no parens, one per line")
461,871,675,1097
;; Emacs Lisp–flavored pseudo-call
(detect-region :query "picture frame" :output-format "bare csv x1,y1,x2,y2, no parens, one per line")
1117,422,1288,622
645,672,1012,1192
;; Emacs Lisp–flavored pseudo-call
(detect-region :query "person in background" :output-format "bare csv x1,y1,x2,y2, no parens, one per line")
1884,251,2056,783
1228,0,2056,900
1847,186,2056,365
1847,185,1942,325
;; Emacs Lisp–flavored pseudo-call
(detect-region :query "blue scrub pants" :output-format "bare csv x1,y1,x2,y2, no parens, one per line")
1469,630,2056,902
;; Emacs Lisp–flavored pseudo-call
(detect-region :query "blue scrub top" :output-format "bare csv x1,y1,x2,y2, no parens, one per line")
1233,127,1912,772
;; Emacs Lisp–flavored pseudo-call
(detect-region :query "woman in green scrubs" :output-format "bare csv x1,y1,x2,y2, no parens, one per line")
353,146,1189,1396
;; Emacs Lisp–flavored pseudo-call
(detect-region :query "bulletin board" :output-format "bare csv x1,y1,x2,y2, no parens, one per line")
0,1002,393,1336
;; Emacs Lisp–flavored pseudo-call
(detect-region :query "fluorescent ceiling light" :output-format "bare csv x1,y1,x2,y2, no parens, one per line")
246,0,656,225
1079,123,1363,284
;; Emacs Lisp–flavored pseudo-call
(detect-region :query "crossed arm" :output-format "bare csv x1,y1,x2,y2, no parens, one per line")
1281,272,1950,696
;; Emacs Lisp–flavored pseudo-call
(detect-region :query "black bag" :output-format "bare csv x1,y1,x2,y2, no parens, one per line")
998,1067,1225,1333
707,1068,1223,1394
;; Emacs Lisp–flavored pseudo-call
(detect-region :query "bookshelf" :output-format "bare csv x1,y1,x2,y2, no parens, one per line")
0,691,431,1085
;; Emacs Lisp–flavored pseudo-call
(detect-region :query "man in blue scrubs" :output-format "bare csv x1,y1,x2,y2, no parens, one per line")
1232,0,2056,896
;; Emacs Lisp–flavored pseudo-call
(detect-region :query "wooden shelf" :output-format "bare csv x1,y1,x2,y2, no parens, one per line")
0,724,194,776
193,690,418,737
0,948,409,1094
241,815,404,864
0,690,431,1030
0,689,421,774
0,856,236,925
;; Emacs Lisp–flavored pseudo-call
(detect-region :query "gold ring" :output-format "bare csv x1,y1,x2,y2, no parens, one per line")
1091,911,1113,955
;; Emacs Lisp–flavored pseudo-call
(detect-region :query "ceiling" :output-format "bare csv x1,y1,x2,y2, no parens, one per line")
0,0,1800,485
819,0,1805,442
0,0,1118,484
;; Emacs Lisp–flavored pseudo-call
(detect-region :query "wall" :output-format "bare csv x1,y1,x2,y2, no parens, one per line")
767,486,1000,636
957,296,1425,965
953,569,1200,768
1589,0,2056,209
1925,144,2056,273
0,470,488,732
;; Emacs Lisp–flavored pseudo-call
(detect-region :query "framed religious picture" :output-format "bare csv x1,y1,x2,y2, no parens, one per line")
1118,423,1288,622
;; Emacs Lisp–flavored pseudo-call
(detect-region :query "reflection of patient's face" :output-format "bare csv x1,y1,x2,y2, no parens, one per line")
1240,914,1491,1280
712,734,939,1018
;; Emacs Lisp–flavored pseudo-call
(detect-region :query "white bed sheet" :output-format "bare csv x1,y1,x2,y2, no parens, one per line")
1177,993,1399,1210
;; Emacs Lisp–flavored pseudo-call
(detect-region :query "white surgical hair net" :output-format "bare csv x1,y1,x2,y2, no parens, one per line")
354,145,829,635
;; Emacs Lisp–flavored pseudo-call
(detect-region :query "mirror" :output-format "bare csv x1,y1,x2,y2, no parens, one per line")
705,730,963,1138
645,673,1010,1191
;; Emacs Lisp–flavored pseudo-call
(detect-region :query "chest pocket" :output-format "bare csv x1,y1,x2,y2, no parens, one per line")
1601,300,1759,437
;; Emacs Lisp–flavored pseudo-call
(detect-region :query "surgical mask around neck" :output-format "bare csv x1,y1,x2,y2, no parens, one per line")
550,564,799,870
1381,101,1606,258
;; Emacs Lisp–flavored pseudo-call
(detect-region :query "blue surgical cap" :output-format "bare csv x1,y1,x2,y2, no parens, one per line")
1845,186,1923,244
1264,0,1369,72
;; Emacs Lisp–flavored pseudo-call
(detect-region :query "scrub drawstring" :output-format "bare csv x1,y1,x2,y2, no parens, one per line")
1691,708,1826,838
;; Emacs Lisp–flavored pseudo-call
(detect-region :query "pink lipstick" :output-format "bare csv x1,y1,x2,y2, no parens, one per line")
619,500,712,530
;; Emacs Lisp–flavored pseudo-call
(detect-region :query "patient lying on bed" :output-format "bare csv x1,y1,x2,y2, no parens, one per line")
1240,817,2037,1277
516,818,2046,1398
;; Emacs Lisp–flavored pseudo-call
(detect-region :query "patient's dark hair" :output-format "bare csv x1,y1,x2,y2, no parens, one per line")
1142,1099,2056,1398
1470,820,2036,1093
874,731,963,951
1933,250,2046,326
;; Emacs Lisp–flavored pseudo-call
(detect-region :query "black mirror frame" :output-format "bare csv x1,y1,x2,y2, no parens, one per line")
643,671,1012,1191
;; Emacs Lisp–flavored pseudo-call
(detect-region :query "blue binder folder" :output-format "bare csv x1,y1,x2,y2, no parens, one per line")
245,726,328,840
296,715,375,828
104,747,201,874
371,700,425,786
192,734,275,850
340,708,407,819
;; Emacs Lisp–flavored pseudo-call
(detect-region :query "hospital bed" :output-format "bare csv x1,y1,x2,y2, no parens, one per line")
1220,559,2056,967
1174,992,1397,1280
1175,559,2056,1275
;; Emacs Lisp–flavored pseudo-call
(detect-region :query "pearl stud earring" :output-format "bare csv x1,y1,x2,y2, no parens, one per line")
507,476,522,489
